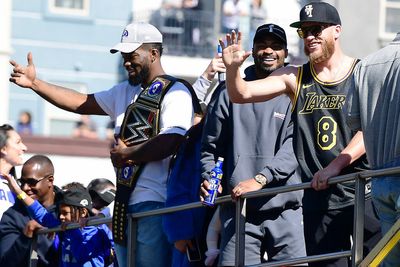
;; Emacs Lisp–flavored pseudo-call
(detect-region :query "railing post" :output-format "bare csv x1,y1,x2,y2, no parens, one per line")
127,214,137,267
235,197,246,267
352,174,366,266
29,234,38,267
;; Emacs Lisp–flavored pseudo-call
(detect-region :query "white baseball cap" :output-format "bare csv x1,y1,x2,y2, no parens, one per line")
110,22,163,54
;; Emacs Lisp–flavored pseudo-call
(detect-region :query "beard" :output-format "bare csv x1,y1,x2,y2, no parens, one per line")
128,63,151,86
253,55,283,76
305,37,335,64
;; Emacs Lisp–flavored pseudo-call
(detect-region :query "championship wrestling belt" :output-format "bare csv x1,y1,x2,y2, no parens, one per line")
113,76,175,245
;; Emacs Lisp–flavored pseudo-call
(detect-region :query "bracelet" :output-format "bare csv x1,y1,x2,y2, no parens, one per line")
17,191,27,200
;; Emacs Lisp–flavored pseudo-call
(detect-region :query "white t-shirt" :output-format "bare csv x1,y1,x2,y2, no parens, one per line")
94,79,194,204
0,176,16,220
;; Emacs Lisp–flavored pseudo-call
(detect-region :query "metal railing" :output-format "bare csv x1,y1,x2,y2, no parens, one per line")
32,166,400,266
134,8,219,58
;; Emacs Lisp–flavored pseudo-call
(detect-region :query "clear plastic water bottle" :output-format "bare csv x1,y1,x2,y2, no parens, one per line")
217,45,225,83
203,157,224,206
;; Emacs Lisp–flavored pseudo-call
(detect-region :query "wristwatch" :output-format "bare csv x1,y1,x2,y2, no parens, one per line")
253,174,267,187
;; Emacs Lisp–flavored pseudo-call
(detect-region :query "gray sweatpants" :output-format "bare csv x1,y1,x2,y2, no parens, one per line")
218,203,307,266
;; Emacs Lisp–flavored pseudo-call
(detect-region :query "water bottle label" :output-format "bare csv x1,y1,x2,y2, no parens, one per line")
203,159,224,206
209,178,219,190
204,189,218,206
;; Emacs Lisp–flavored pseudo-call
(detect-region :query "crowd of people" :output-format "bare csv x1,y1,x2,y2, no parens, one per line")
1,1,399,267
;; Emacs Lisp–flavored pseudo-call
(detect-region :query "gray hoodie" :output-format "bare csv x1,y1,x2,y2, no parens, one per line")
200,65,302,211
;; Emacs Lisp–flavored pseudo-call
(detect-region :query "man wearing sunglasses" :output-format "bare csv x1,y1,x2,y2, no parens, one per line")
218,1,380,266
0,155,61,267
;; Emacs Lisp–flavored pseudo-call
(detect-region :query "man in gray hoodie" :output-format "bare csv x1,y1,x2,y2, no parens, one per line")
200,23,306,266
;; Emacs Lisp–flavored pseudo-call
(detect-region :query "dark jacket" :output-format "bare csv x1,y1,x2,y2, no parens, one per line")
0,189,60,267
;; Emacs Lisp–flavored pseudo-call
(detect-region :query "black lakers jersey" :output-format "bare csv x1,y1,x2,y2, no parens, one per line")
292,60,368,212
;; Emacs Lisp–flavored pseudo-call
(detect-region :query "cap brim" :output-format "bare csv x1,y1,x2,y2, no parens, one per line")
90,189,115,205
290,19,339,28
289,21,302,28
98,191,115,205
110,42,141,54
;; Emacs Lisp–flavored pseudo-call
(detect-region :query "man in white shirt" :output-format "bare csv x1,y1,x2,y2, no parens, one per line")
9,22,195,267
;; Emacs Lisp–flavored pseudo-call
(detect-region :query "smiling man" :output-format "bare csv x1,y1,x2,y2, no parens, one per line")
200,23,307,266
9,22,199,267
219,2,380,266
0,155,60,267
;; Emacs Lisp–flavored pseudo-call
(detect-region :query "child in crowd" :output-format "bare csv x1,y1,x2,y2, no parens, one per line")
1,176,115,267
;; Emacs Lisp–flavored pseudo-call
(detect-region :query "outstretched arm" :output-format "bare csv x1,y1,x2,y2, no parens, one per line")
9,52,106,115
220,31,298,103
0,175,58,227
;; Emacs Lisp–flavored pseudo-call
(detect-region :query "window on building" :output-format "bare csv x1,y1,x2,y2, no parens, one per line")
48,0,90,16
381,0,400,37
44,82,88,137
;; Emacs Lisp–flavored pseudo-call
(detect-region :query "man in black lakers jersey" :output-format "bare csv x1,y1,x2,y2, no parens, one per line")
219,2,380,267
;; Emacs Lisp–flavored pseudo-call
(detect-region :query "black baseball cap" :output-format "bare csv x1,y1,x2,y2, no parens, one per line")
59,187,93,212
290,2,341,28
89,188,116,206
253,24,287,46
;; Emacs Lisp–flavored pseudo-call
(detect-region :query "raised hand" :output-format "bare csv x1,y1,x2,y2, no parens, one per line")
218,31,251,69
202,55,226,81
0,173,23,195
9,52,37,89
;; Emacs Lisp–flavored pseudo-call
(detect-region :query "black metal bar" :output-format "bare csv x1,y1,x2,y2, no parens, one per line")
235,198,246,267
247,250,352,267
352,174,366,266
127,216,137,267
32,167,400,267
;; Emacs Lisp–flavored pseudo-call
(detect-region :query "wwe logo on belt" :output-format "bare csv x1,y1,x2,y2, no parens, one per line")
124,108,153,145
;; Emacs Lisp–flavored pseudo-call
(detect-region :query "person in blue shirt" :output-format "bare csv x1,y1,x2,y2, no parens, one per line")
2,175,115,267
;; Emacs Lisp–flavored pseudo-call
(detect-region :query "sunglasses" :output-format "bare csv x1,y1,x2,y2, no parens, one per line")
19,175,52,187
297,24,332,39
